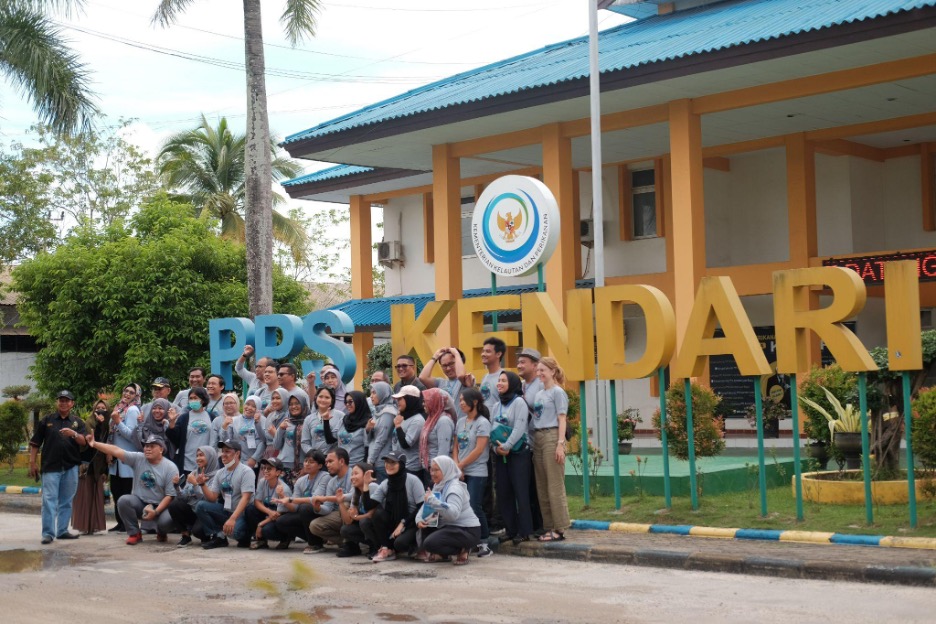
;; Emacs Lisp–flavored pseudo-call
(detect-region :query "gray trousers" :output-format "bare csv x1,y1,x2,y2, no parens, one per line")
117,494,175,537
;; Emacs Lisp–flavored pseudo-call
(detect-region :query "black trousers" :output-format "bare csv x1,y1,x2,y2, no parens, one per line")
109,475,133,529
264,504,318,543
339,521,373,552
419,525,481,556
167,498,208,540
358,507,417,551
243,506,269,541
495,448,533,539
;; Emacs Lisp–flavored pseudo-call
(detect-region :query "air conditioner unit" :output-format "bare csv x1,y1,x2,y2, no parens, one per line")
378,240,403,266
580,218,595,247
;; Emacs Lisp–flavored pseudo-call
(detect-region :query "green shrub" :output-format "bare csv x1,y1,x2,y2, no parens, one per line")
0,400,29,473
653,382,725,461
799,364,857,445
912,387,936,470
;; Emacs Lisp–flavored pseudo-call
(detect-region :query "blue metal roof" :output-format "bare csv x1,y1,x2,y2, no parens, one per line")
282,164,373,188
284,0,935,146
331,280,595,330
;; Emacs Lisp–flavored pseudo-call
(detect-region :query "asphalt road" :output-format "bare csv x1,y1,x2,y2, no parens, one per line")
0,513,932,624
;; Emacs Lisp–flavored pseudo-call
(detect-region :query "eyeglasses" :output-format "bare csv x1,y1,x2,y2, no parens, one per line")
276,372,287,377
395,364,412,369
260,465,275,471
344,399,354,405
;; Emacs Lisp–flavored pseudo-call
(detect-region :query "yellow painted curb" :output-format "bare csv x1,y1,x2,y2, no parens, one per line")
608,522,651,534
4,486,23,494
879,536,936,550
689,527,739,539
779,531,834,544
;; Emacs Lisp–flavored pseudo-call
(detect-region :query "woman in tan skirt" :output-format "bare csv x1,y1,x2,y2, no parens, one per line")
72,399,110,534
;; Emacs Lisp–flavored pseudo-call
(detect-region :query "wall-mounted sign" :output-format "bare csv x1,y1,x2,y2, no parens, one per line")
822,250,936,285
471,175,560,277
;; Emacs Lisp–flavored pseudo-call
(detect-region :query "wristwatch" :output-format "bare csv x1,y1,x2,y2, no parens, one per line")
288,497,293,503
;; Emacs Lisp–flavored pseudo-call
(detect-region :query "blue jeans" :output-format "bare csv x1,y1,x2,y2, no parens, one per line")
464,475,489,539
41,466,79,539
194,500,248,541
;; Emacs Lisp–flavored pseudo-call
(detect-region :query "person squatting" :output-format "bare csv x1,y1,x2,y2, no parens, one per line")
31,338,572,565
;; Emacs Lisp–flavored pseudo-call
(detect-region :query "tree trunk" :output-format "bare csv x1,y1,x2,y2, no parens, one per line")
242,0,274,317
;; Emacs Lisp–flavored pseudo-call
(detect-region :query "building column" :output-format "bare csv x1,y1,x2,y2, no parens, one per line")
785,133,821,370
349,195,374,387
431,143,462,348
668,99,706,348
542,123,578,317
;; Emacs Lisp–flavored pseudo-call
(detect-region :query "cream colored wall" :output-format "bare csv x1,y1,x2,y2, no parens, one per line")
816,153,854,256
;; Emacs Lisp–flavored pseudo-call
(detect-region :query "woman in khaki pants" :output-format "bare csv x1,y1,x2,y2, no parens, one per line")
531,357,570,542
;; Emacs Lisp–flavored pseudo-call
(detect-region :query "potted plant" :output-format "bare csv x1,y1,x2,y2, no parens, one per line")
743,400,788,439
799,364,857,470
800,386,862,469
616,408,641,454
652,382,725,461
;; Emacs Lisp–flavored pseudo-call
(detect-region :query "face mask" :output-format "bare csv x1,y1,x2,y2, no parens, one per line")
224,457,238,470
188,400,202,411
94,409,108,416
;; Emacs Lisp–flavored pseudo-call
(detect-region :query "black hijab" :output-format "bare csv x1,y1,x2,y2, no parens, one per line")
343,390,370,433
499,371,523,405
399,394,424,419
384,458,411,527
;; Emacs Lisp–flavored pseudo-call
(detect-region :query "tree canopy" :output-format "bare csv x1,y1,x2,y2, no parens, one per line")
12,194,311,405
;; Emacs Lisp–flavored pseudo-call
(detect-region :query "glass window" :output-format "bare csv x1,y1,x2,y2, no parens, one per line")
632,169,656,239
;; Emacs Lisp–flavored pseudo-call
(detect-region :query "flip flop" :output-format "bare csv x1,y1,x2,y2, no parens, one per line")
537,531,565,542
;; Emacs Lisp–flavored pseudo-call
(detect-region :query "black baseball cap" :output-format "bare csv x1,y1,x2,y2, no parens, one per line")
382,451,406,464
260,457,284,471
56,390,75,401
152,377,171,388
218,439,242,451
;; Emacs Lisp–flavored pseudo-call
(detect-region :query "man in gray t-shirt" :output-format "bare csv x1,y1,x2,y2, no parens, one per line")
194,440,255,549
88,434,178,542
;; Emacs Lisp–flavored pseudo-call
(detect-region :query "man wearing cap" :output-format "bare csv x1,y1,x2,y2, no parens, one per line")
235,345,273,396
418,347,468,419
86,434,179,544
29,390,87,544
516,347,545,537
245,457,292,549
141,378,172,420
195,439,255,549
306,447,352,553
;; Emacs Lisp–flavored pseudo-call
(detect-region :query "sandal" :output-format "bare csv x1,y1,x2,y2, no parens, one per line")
424,553,450,563
537,531,565,542
453,549,470,566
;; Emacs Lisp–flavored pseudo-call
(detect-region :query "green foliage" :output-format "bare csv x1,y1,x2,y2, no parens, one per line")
653,382,725,461
12,194,310,406
912,387,936,470
799,364,857,444
0,143,57,264
0,400,29,472
616,407,641,441
1,385,31,400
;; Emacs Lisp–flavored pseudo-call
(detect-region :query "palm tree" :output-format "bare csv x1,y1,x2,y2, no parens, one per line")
0,1,97,135
157,114,308,262
153,0,322,318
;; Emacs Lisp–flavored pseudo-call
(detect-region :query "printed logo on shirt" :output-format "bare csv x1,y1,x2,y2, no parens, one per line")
220,480,233,494
313,424,325,440
285,428,296,441
338,429,352,445
238,424,253,437
140,470,157,489
533,401,544,420
457,429,469,452
480,385,491,400
189,420,209,435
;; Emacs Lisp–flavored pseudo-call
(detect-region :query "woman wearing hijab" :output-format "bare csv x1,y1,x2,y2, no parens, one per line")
107,383,141,532
364,451,424,562
72,399,111,535
332,390,369,466
138,398,172,458
417,388,456,488
166,386,217,476
335,461,380,558
228,395,266,469
167,445,219,547
415,455,481,565
390,386,426,477
274,391,307,482
301,386,343,459
492,371,533,546
366,382,397,482
263,387,290,455
320,363,347,406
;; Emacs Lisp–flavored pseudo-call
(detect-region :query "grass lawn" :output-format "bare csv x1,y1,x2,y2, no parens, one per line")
1,467,42,488
568,486,936,538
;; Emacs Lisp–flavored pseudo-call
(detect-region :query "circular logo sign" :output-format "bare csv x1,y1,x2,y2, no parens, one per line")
471,175,560,277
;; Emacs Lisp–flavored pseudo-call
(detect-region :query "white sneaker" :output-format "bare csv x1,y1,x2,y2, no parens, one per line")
476,543,493,558
372,547,397,563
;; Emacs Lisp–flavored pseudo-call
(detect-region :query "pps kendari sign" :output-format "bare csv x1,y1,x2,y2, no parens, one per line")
210,176,925,386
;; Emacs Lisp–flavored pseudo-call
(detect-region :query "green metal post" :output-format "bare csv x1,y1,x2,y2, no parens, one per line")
537,263,545,292
858,372,873,525
789,373,804,521
684,378,699,510
753,378,768,517
902,372,918,528
659,367,671,509
610,379,621,509
579,381,590,505
491,273,499,331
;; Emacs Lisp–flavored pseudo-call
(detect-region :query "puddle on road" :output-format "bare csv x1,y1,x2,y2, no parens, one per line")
376,615,419,622
0,549,77,573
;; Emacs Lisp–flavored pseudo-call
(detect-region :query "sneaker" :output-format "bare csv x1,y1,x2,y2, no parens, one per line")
274,541,291,550
156,532,167,543
176,535,192,548
41,536,53,545
108,525,125,533
249,540,269,550
490,528,506,537
202,536,229,550
367,548,379,560
476,543,493,558
498,534,515,544
372,547,397,563
125,533,143,545
236,539,251,549
302,545,325,555
335,545,361,558
56,532,80,540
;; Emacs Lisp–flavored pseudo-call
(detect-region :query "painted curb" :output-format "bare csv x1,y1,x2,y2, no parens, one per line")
0,485,41,494
497,540,936,587
570,519,936,551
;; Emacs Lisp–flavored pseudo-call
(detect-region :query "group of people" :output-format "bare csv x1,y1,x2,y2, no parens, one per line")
28,337,572,565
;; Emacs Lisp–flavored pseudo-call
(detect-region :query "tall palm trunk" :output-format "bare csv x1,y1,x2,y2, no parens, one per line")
242,0,273,317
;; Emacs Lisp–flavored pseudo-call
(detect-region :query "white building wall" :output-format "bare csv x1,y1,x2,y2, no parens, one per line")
883,156,935,250
0,351,36,403
816,153,854,256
